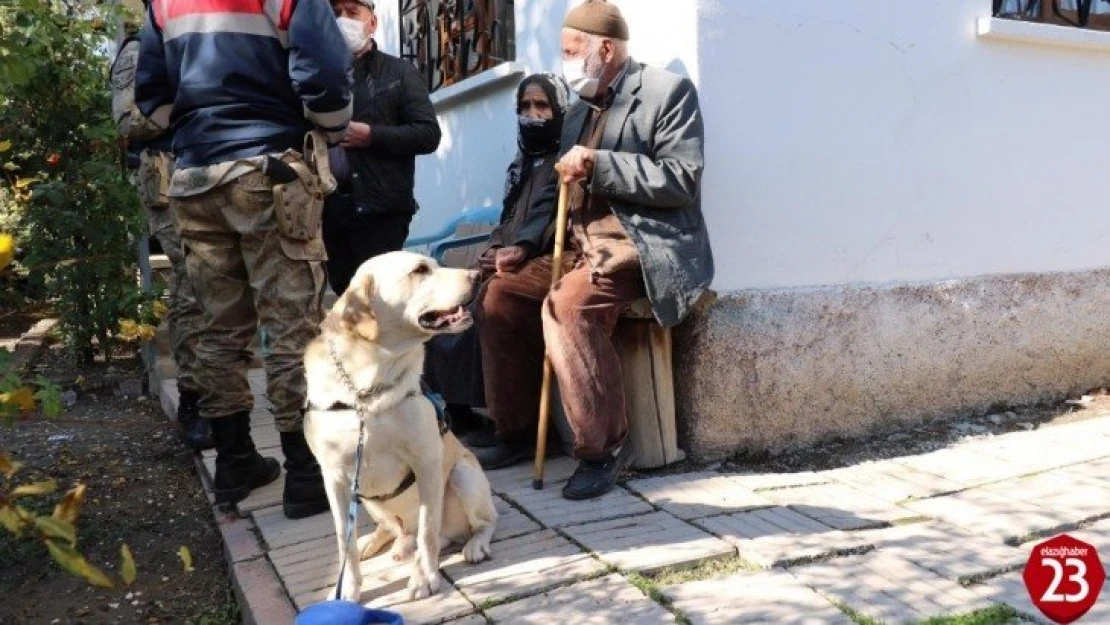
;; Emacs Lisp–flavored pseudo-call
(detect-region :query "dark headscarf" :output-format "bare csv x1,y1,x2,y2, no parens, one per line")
503,73,570,215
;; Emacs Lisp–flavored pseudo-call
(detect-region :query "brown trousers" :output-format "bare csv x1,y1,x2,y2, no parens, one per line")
475,254,645,462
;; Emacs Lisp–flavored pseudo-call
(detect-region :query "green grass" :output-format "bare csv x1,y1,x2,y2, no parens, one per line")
625,572,692,625
833,602,1022,625
476,596,513,612
916,605,1021,625
648,556,763,586
185,587,240,625
834,600,885,625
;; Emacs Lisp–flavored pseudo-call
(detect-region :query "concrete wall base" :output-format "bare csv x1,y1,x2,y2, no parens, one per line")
674,269,1110,459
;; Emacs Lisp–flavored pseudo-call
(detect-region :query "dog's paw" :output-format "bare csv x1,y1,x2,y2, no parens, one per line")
462,536,491,563
405,567,440,601
390,534,415,562
357,529,394,560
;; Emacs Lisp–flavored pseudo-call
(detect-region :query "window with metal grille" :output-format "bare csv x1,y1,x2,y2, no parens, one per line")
398,0,515,93
994,0,1110,31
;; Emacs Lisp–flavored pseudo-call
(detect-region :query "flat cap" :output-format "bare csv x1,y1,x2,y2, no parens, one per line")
563,0,628,41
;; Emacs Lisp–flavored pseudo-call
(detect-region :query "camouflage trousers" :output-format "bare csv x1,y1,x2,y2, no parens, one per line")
132,159,203,395
172,171,327,432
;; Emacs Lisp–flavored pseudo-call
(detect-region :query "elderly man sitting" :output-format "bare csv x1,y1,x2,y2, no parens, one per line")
475,0,714,500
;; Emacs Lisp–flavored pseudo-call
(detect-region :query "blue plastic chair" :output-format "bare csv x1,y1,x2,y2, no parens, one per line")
295,600,404,625
404,207,500,265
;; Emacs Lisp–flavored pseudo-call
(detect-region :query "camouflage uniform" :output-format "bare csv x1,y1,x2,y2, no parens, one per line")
133,151,203,395
170,158,326,432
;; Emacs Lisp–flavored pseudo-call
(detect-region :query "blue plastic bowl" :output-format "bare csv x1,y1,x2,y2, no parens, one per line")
294,600,404,625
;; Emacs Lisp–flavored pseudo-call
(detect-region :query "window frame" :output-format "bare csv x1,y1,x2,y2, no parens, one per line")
398,0,516,93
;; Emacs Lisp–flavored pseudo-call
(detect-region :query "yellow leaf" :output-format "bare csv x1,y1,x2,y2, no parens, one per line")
14,177,38,189
33,515,76,545
0,140,11,152
120,544,137,585
0,452,23,478
152,300,168,320
0,505,24,534
117,319,156,343
0,386,36,412
12,479,56,497
45,539,114,588
177,545,193,572
0,233,13,271
52,483,86,524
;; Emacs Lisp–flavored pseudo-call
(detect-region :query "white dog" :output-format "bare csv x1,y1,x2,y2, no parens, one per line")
303,251,497,602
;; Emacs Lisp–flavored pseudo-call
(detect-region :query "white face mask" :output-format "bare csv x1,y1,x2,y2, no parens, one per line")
562,52,600,99
336,17,369,54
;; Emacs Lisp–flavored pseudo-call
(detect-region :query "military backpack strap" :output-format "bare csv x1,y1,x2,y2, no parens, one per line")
304,130,337,196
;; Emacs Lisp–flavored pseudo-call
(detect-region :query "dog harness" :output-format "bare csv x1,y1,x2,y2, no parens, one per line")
321,339,448,600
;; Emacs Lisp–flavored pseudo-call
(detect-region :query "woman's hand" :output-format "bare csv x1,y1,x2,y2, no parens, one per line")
478,246,498,275
494,245,528,273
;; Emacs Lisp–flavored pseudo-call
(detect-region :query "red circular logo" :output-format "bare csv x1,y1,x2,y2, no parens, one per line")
1023,534,1105,624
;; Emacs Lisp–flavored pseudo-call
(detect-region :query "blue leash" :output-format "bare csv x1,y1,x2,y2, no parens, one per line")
334,420,365,601
328,339,448,600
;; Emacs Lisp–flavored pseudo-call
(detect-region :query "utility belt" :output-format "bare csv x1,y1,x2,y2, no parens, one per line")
265,130,337,242
137,149,174,210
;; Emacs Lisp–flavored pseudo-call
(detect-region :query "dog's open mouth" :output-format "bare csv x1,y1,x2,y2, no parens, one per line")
419,305,472,331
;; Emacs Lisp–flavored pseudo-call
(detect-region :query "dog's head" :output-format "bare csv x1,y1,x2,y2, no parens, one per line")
331,251,481,345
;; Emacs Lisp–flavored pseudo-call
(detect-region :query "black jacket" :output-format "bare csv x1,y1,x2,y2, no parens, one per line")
345,44,441,215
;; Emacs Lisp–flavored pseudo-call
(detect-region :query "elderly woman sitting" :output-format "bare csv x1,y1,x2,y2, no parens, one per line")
423,73,570,443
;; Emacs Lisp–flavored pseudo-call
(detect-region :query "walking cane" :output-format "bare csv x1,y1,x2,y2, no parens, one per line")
533,165,571,490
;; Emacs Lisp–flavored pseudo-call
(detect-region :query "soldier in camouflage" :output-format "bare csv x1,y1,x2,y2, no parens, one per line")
136,0,353,519
133,152,211,451
111,10,211,452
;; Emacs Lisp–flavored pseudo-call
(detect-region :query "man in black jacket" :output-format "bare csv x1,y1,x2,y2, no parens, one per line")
326,0,442,295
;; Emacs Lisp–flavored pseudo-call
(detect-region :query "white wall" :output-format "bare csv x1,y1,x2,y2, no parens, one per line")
699,0,1110,290
388,1,1110,295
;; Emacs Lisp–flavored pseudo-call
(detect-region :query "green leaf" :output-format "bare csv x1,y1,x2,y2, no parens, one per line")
45,539,114,588
11,479,56,497
33,377,63,418
33,515,76,545
0,139,11,152
120,544,136,585
2,162,17,172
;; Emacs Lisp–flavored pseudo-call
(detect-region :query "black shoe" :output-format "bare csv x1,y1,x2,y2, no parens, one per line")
562,444,635,501
461,424,500,449
475,442,534,470
447,403,483,437
280,430,330,520
211,413,281,508
177,389,213,452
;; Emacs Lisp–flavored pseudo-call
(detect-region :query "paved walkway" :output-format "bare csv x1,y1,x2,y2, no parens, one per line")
160,373,1110,625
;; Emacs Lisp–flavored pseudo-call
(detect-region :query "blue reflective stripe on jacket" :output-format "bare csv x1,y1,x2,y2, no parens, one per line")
135,0,352,168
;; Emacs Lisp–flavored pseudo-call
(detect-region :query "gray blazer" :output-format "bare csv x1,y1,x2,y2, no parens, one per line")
514,59,714,328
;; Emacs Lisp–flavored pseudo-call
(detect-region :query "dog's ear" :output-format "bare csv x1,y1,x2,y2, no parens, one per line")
340,274,378,341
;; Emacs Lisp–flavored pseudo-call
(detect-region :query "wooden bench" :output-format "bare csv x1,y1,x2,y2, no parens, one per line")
410,213,686,470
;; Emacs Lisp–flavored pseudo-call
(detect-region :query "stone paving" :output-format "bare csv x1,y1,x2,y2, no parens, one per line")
161,373,1110,624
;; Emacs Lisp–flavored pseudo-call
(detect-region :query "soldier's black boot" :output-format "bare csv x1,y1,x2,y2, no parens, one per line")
280,430,330,520
211,412,281,509
177,389,213,452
